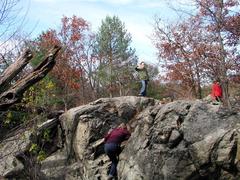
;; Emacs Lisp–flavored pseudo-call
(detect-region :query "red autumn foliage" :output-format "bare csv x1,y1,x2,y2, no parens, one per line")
153,0,239,105
34,15,96,109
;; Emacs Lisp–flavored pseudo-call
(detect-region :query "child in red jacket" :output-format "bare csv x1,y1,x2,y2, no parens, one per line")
211,79,222,103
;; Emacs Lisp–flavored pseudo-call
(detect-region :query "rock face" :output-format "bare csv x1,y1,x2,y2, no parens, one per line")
1,96,240,180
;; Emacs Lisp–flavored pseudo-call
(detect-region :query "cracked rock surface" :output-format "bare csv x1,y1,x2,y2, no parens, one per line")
1,96,240,180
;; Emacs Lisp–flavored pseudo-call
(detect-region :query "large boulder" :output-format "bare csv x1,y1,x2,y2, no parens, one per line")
1,96,240,180
58,97,240,180
0,117,63,180
0,130,31,177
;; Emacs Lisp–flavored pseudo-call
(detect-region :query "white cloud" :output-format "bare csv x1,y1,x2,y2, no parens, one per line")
137,2,165,8
118,14,156,62
32,0,56,2
70,0,165,6
22,0,173,63
102,0,165,6
102,0,135,5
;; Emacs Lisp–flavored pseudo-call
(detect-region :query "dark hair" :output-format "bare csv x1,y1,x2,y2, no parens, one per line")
213,78,220,83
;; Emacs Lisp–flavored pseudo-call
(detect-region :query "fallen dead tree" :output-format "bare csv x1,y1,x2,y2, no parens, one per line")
0,46,61,111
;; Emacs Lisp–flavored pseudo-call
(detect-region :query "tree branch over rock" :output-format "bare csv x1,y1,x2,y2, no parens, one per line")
0,50,33,92
0,46,61,111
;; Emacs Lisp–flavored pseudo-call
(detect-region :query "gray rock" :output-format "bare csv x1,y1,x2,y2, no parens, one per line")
0,130,31,177
1,96,240,180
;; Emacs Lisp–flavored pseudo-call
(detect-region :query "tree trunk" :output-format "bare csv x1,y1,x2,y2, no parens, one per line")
109,52,113,98
215,0,231,109
0,50,33,93
0,46,61,111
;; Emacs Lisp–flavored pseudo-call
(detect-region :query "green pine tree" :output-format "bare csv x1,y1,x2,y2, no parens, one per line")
96,15,138,97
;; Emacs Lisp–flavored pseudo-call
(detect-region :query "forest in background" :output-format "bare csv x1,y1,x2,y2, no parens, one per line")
0,0,240,133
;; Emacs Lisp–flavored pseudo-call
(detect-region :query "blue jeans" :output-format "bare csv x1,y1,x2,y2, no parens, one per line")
140,80,148,96
104,143,121,177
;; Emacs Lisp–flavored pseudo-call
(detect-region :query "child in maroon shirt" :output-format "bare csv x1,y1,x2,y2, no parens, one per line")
104,123,131,179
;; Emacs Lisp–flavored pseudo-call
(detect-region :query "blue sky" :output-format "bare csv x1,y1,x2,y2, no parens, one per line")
16,0,188,64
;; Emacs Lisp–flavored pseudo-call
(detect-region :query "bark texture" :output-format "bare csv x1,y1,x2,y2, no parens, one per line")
0,46,61,111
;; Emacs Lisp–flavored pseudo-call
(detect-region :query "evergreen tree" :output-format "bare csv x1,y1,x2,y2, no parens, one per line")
96,15,137,97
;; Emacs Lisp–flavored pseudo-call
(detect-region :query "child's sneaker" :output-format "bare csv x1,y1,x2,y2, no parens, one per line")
107,175,114,180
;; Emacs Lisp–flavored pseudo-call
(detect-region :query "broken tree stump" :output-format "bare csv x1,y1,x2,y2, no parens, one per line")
0,46,61,111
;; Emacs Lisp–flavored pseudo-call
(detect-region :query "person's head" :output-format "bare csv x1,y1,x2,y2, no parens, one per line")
213,78,220,84
119,123,127,129
119,122,131,132
138,61,145,68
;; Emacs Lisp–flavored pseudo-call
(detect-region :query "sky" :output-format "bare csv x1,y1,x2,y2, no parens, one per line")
15,0,188,64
